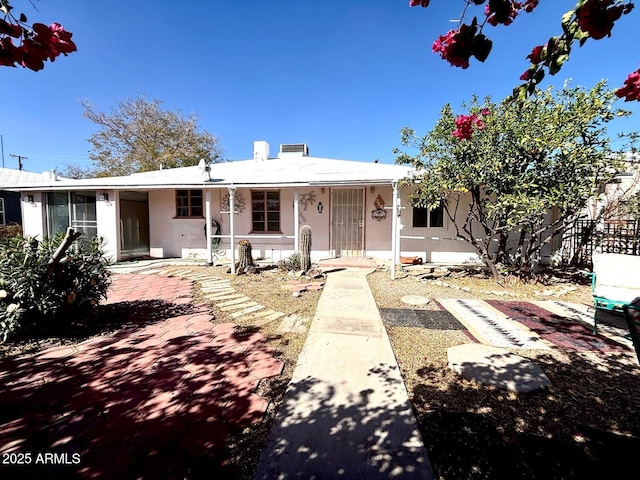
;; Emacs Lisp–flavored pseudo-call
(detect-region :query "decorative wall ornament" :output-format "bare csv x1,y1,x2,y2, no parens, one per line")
222,191,246,214
299,191,317,210
372,194,387,221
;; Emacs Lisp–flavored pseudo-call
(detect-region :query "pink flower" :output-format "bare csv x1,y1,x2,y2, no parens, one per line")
452,114,486,141
616,68,640,102
486,0,518,26
432,25,475,69
409,0,430,6
0,18,22,38
526,45,544,64
576,0,626,40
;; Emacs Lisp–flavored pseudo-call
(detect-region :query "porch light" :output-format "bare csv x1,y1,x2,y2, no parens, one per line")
99,193,109,202
26,194,34,203
317,202,323,214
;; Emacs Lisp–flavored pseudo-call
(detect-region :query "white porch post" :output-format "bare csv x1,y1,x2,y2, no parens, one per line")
294,190,300,252
228,186,236,274
205,189,212,265
391,180,399,280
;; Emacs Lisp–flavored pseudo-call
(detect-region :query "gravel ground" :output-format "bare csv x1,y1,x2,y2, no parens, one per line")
368,268,640,480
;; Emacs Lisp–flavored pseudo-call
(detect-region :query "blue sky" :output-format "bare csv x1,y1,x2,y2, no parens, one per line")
1,0,639,173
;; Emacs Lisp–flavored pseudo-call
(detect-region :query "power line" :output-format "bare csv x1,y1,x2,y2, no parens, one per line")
9,154,27,171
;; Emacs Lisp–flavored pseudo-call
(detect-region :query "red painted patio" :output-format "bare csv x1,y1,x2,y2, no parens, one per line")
0,273,284,479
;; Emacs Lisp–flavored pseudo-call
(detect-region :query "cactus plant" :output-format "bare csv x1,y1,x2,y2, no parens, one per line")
300,225,312,273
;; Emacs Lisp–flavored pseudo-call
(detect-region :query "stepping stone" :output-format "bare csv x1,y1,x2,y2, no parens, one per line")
262,311,286,322
201,284,233,291
220,302,258,312
401,295,430,306
236,309,277,322
231,305,265,318
447,344,551,393
277,315,307,333
206,293,244,301
203,290,236,299
217,297,252,307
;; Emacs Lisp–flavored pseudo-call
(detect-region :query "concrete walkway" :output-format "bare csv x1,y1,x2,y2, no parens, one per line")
255,269,434,479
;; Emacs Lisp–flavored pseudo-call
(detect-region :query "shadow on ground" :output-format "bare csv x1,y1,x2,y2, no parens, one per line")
255,363,432,479
0,298,285,480
411,351,640,480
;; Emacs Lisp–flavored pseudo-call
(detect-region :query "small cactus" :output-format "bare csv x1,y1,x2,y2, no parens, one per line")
300,225,312,273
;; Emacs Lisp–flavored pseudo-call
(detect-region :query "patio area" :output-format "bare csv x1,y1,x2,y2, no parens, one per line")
0,273,284,479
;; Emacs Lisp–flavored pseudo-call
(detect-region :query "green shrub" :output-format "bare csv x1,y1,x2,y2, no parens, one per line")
0,231,112,341
277,252,301,272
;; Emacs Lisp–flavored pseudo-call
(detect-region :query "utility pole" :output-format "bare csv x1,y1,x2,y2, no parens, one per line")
9,154,27,171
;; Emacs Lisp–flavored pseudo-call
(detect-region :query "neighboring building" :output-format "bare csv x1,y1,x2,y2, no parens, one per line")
0,168,61,226
12,141,530,266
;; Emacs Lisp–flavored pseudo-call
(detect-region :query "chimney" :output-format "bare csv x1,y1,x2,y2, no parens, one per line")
254,141,269,162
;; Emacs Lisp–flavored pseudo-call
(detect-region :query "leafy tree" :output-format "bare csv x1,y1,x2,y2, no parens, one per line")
78,96,224,177
410,1,639,102
396,81,632,280
0,0,76,71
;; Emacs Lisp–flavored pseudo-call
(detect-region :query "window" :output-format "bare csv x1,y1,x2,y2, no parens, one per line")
0,197,5,225
413,204,444,228
176,189,203,217
252,190,280,232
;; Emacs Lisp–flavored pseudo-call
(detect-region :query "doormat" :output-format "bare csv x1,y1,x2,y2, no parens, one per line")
379,308,465,330
485,300,628,353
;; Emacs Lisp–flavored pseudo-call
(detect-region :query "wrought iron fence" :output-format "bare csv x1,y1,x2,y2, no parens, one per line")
561,219,640,267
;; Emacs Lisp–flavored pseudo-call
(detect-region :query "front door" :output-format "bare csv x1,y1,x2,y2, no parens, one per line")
331,188,364,257
120,192,150,258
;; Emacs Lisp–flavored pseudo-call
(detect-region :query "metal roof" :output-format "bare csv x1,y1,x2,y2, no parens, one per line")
9,156,414,191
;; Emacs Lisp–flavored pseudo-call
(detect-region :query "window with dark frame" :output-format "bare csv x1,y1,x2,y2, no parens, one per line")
412,204,444,228
0,197,5,225
176,189,203,218
251,190,280,232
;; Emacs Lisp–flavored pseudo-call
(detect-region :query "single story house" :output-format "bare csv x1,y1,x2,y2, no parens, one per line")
0,168,62,226
11,141,544,268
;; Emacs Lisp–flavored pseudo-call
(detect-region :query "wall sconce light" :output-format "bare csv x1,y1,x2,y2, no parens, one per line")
99,193,109,202
317,202,324,214
26,194,34,203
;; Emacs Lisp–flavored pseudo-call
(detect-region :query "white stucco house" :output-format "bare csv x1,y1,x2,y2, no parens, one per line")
11,141,486,269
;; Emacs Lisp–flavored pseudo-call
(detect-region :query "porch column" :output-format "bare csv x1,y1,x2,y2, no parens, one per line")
228,186,236,274
294,190,300,252
205,189,212,265
391,180,399,280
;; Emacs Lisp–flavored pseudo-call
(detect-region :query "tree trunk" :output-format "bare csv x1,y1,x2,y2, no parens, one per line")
237,240,254,274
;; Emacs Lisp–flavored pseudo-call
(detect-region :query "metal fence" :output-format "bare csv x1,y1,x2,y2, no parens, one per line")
561,219,640,267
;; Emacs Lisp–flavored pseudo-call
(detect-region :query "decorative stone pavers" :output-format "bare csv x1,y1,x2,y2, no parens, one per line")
0,272,285,479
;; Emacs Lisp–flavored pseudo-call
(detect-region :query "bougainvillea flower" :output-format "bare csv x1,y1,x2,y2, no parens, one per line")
452,114,486,140
576,0,625,40
616,68,640,102
433,25,476,69
409,0,430,7
526,45,544,64
0,37,21,66
0,18,22,38
486,0,518,26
